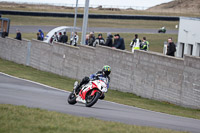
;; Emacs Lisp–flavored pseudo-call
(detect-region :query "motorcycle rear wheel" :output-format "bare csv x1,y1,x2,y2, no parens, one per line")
85,91,100,107
68,92,77,105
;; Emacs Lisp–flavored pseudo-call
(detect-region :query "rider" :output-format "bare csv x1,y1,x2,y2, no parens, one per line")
74,65,111,98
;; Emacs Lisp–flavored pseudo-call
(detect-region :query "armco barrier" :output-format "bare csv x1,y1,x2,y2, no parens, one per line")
0,37,199,109
0,10,179,21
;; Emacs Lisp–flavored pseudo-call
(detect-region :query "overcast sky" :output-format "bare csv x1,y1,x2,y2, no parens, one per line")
1,0,174,9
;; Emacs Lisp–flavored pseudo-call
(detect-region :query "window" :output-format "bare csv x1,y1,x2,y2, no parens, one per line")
196,43,200,57
180,43,185,57
188,44,193,55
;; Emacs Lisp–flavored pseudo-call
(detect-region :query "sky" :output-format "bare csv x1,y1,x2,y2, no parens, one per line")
0,0,174,9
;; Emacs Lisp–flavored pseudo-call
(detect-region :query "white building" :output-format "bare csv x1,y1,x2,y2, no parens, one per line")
176,17,200,58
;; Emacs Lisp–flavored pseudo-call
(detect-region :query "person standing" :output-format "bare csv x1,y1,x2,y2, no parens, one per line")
113,34,125,50
105,33,113,47
38,29,44,41
15,29,22,40
140,37,149,51
88,32,95,46
36,32,41,40
2,29,8,38
51,32,58,43
60,32,68,44
130,34,141,53
166,38,176,56
93,33,105,47
70,32,79,46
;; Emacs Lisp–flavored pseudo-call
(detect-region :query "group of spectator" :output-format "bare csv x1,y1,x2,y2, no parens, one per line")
49,31,79,46
50,31,68,44
1,28,176,57
130,34,149,53
85,32,125,50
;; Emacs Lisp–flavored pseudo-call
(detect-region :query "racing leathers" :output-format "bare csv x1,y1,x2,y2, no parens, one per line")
74,71,110,99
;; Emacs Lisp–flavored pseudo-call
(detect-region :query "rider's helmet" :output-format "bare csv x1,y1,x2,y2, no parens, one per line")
102,65,111,76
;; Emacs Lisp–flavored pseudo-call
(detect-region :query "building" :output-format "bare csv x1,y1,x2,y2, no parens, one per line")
176,17,200,58
0,17,10,37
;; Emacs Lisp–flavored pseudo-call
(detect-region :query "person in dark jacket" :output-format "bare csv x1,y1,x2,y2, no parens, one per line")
2,29,8,38
60,32,68,44
15,29,22,40
166,38,176,56
105,33,113,47
113,34,125,50
88,32,95,46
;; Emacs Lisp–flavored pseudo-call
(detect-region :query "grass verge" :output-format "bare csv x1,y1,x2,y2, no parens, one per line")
0,58,200,120
0,104,187,133
3,15,179,30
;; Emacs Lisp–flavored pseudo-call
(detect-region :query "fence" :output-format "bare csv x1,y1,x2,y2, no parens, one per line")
0,37,200,109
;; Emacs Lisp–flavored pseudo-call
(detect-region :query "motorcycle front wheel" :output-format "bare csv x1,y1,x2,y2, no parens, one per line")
85,91,100,107
68,92,77,105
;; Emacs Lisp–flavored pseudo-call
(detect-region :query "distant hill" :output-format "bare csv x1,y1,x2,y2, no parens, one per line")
147,0,200,14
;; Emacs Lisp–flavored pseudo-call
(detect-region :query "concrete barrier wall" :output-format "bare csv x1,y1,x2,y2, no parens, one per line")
0,37,200,109
0,37,29,65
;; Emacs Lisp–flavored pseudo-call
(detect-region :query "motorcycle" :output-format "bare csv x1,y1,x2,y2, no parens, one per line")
158,28,166,33
67,78,108,107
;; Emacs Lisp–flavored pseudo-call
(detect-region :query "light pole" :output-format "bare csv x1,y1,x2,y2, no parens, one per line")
81,0,90,45
71,0,78,45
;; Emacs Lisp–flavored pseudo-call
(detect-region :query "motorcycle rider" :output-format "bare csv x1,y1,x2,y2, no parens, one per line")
74,65,111,99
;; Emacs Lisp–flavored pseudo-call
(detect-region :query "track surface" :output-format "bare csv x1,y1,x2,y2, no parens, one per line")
0,73,199,133
10,25,178,34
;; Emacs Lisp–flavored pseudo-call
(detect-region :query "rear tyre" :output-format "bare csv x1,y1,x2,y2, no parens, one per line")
85,91,100,107
68,92,77,105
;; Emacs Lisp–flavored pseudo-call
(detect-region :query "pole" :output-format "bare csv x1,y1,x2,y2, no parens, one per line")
81,0,90,45
71,0,78,45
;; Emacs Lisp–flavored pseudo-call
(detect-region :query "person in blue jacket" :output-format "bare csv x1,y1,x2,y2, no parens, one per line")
38,29,44,41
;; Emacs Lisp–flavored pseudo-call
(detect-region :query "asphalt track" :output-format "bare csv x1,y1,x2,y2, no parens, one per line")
10,25,178,34
0,72,200,133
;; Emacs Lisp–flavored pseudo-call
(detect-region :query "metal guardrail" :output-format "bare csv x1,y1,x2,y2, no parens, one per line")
0,10,180,21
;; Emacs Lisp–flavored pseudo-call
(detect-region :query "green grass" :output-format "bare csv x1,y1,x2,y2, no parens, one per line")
8,32,178,53
3,15,179,30
0,104,187,133
0,58,200,120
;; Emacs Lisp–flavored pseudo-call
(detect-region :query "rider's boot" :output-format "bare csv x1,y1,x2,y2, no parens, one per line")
74,84,81,95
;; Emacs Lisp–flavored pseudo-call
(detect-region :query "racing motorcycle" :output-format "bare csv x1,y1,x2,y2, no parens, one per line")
158,27,166,33
67,78,108,107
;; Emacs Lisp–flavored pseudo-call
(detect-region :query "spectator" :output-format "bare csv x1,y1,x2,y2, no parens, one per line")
166,38,176,56
38,29,44,41
88,32,95,46
58,32,62,42
15,29,22,40
2,29,8,38
51,32,58,43
36,32,41,40
130,34,141,53
140,37,149,51
105,32,113,47
93,33,105,47
60,32,68,44
113,34,125,50
70,32,79,46
85,34,89,45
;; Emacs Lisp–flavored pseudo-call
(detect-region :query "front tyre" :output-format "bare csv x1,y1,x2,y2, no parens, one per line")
85,91,101,107
68,92,77,105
